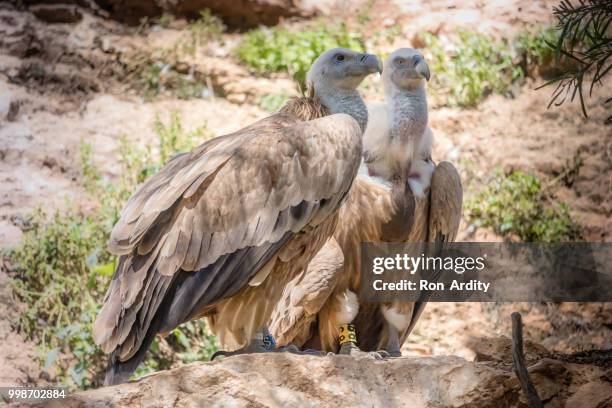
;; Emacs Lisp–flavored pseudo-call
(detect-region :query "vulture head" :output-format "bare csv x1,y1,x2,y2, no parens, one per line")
307,47,382,90
383,48,430,92
306,48,382,131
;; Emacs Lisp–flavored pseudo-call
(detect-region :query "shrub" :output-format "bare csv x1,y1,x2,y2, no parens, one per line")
423,30,523,107
515,26,558,69
137,10,223,100
180,10,225,56
138,63,208,101
465,170,581,242
7,113,217,389
235,22,365,89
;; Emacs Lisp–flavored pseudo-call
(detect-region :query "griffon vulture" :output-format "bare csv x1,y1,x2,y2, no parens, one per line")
92,48,382,384
268,49,462,357
364,48,434,197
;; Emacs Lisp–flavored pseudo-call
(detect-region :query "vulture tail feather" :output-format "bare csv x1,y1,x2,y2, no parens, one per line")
104,272,179,386
104,233,295,385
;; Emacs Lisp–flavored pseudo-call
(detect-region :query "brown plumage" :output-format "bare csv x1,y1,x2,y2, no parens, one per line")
93,48,381,385
269,161,462,354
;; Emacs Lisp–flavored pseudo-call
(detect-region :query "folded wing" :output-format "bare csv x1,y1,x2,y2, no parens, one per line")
93,113,362,368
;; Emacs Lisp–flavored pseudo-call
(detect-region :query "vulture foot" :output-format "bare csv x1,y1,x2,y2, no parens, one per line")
210,343,268,361
211,343,319,360
381,349,402,358
339,342,388,359
211,329,279,360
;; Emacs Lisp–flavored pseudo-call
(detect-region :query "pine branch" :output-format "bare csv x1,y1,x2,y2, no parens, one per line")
543,0,611,119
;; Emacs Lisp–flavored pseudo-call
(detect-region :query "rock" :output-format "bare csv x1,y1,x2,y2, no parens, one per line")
566,380,612,408
466,336,551,365
29,5,83,24
93,0,334,28
32,353,612,408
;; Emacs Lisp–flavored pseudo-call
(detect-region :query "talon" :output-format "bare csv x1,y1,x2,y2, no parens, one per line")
210,350,232,361
274,344,300,353
369,351,386,360
284,344,301,353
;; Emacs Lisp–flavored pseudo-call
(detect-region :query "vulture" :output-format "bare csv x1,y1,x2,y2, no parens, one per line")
92,48,382,384
268,48,462,357
363,48,434,197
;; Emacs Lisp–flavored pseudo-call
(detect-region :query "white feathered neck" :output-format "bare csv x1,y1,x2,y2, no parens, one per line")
385,82,428,143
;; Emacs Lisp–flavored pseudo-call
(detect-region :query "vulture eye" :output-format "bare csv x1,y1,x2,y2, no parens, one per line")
395,58,406,65
335,54,345,62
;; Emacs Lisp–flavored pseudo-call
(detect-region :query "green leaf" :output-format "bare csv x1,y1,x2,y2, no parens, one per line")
92,261,115,277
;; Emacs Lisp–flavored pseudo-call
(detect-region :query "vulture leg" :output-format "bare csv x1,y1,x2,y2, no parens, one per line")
380,302,413,357
212,329,320,359
336,291,388,360
210,331,269,360
211,327,285,360
385,325,402,357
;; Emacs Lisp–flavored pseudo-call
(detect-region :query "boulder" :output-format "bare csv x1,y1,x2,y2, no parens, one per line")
29,5,83,23
35,353,612,408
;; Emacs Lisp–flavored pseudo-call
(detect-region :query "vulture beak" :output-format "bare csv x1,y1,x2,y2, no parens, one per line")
415,57,430,81
361,53,383,74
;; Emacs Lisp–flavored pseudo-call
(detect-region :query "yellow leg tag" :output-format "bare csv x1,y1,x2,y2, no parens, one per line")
338,324,357,345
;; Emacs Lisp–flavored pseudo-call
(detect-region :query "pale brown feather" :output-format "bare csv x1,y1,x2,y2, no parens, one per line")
271,161,462,353
93,98,362,361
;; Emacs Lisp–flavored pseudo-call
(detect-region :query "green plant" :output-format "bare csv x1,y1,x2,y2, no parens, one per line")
515,26,559,69
136,10,223,101
180,10,225,56
153,111,207,163
79,141,102,194
8,113,217,390
9,208,112,388
138,62,208,101
139,63,165,100
235,22,365,89
465,170,581,242
423,30,523,107
156,13,175,28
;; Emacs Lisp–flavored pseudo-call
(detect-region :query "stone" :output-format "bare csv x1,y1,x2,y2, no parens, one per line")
35,353,612,408
30,5,84,24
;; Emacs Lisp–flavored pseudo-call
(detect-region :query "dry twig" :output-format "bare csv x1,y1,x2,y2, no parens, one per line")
511,312,544,408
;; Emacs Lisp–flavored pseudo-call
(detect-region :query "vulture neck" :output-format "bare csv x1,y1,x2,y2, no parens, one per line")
316,88,368,132
388,84,428,142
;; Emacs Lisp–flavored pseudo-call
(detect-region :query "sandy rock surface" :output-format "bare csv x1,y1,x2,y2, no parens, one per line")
17,352,609,408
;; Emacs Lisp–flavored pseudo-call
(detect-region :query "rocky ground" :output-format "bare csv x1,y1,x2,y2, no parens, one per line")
24,350,612,407
0,0,610,404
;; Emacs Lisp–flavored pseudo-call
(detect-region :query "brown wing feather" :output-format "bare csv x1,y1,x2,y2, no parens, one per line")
426,161,463,243
93,112,362,360
273,161,462,353
269,175,416,350
398,161,463,344
268,238,344,346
